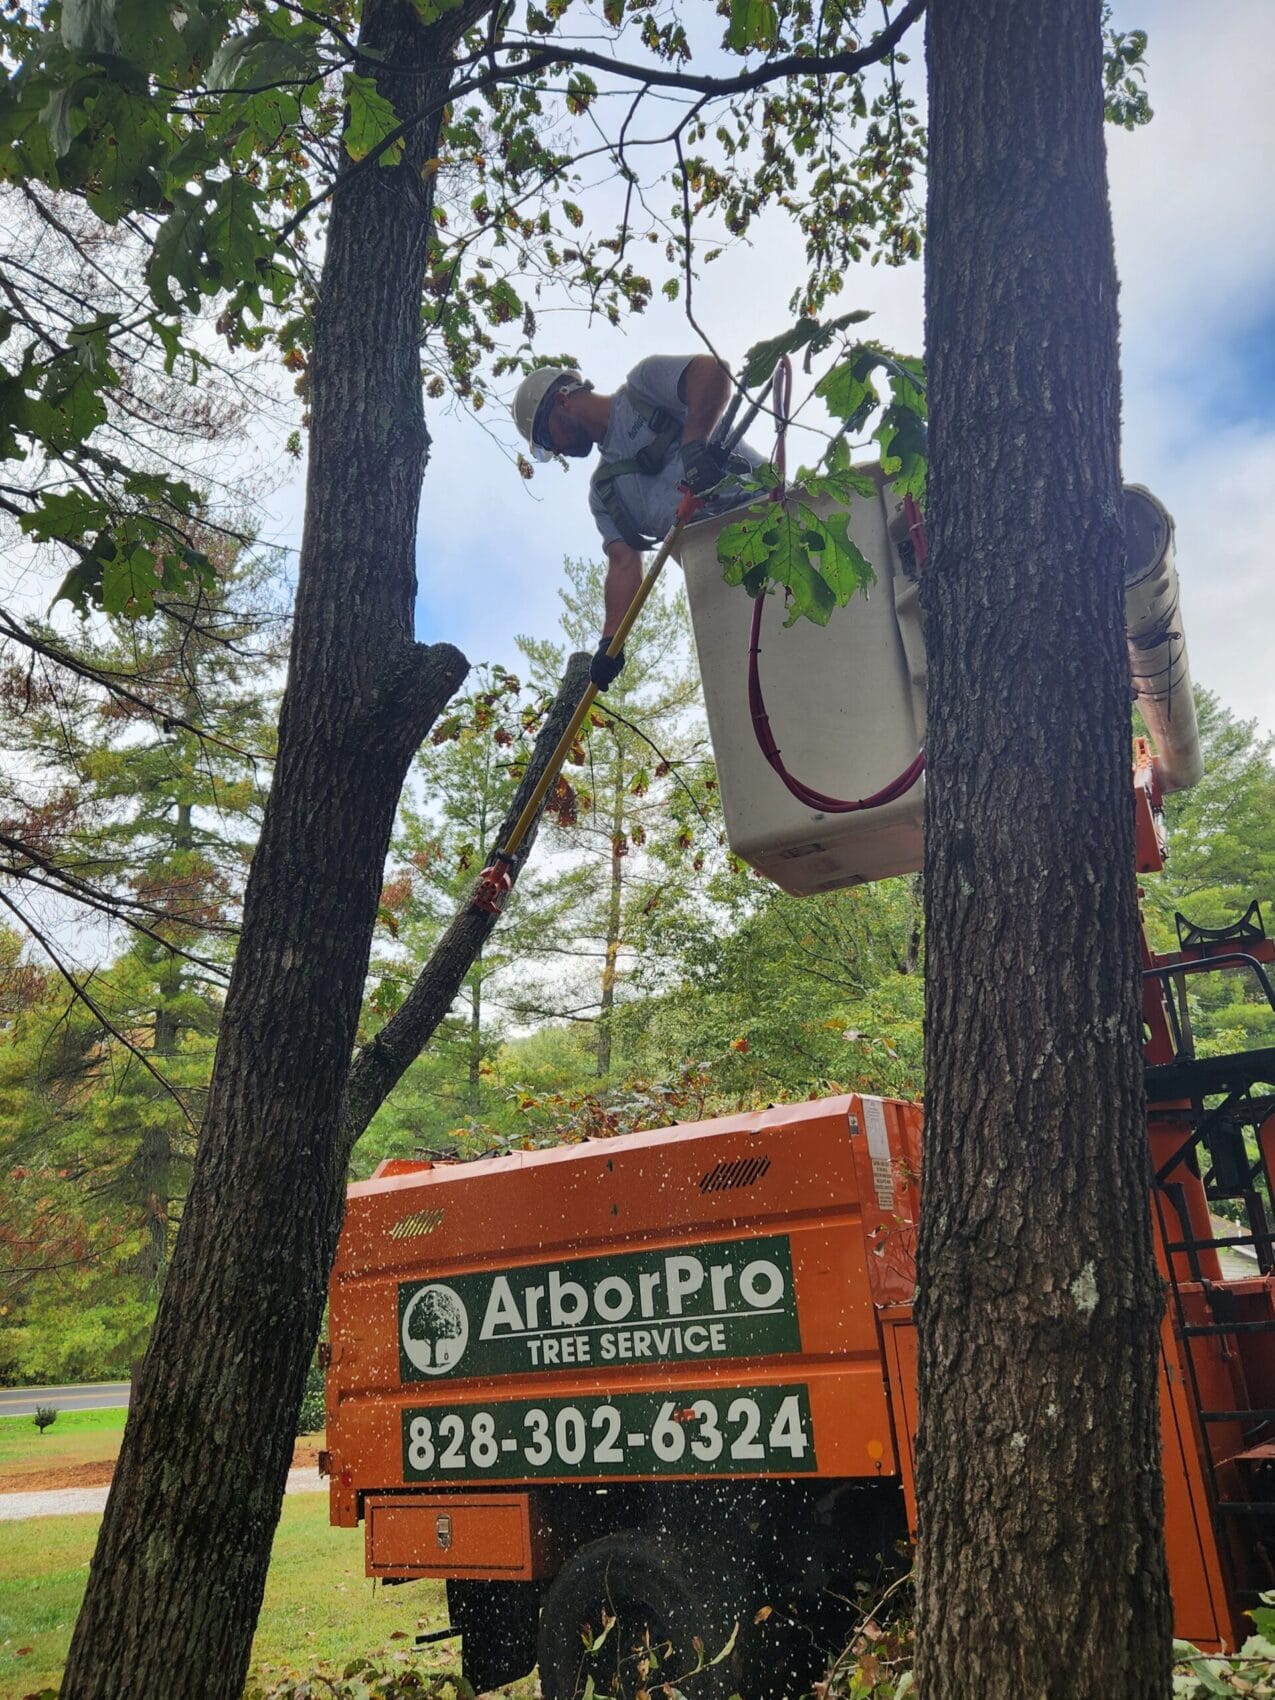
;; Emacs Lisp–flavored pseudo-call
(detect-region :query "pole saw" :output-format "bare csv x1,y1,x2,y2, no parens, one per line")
470,372,772,916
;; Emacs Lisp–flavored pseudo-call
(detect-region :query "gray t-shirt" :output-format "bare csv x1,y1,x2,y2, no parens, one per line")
588,355,764,549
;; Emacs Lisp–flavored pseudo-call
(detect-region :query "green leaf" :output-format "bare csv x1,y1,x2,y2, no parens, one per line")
798,504,876,602
44,359,110,443
148,190,209,315
50,556,104,614
726,0,778,52
565,72,597,115
1170,1645,1238,1697
815,354,878,432
801,462,878,504
877,403,928,498
716,507,778,586
741,309,872,386
230,34,318,93
207,30,253,87
39,86,85,159
61,0,121,55
19,485,105,541
767,511,836,627
100,542,160,616
343,72,403,165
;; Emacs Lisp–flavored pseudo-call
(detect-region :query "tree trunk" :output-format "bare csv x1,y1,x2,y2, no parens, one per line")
59,5,473,1695
467,769,491,1115
141,969,179,1287
597,744,625,1077
913,3,1171,1696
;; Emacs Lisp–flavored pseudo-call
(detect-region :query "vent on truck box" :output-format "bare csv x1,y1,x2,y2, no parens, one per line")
388,1207,446,1241
699,1156,771,1192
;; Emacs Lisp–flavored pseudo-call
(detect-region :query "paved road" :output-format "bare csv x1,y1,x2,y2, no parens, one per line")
0,1382,131,1418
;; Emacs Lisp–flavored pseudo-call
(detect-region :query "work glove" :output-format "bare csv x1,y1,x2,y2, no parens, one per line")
590,638,626,690
680,438,729,495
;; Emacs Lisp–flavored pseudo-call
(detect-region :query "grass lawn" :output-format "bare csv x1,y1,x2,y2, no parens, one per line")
0,1411,126,1484
0,1493,534,1699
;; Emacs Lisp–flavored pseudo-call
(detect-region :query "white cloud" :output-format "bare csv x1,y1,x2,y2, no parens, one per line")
1110,0,1275,733
1107,1,1275,363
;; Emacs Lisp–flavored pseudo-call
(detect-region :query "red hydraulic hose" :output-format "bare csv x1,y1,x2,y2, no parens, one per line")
744,354,925,814
747,597,925,812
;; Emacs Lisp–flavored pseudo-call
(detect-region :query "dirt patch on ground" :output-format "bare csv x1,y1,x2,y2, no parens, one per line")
1,1439,324,1495
0,1457,116,1493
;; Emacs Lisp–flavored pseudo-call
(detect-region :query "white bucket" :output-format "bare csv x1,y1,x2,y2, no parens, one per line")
680,469,926,895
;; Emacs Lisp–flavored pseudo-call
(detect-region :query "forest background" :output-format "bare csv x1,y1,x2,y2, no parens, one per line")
1,0,1274,1392
3,544,1273,1385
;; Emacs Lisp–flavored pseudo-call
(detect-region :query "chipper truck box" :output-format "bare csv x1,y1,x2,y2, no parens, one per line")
324,858,1275,1696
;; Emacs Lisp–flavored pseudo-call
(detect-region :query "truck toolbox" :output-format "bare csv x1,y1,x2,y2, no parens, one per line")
364,1491,551,1581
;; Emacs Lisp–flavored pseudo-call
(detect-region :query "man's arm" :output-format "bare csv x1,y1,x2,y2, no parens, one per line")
678,355,732,444
589,539,643,690
602,538,643,638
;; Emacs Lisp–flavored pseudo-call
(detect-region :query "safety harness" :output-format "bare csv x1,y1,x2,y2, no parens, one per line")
589,392,685,550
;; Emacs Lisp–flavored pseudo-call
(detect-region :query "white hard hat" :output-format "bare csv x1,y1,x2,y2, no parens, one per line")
512,366,585,461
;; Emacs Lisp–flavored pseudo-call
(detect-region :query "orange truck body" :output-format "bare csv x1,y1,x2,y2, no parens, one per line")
326,755,1275,1689
326,1089,1275,1671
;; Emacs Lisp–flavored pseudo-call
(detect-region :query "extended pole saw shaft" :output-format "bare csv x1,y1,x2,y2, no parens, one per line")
470,375,766,915
469,512,689,914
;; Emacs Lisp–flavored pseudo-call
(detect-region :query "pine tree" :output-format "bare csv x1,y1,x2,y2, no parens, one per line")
519,558,712,1076
0,553,283,1336
621,872,925,1101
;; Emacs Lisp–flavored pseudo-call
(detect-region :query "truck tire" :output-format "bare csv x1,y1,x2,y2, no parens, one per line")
537,1531,736,1700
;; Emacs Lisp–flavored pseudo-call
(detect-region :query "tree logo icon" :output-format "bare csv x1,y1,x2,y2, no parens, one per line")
401,1284,469,1376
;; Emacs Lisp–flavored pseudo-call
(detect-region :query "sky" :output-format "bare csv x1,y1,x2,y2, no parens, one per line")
253,0,1271,742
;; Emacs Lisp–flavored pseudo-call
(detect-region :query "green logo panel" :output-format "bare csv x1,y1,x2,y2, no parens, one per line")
401,1384,817,1480
397,1235,801,1383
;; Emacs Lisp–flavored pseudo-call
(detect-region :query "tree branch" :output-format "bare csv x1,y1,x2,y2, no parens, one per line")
338,650,592,1162
0,834,236,969
0,609,273,765
0,889,199,1134
275,0,927,242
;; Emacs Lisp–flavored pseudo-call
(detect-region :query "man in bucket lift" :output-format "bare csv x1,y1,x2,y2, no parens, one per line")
512,356,762,689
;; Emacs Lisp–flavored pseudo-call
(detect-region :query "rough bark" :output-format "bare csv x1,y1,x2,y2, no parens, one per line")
339,650,591,1163
58,3,479,1694
914,3,1171,1696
